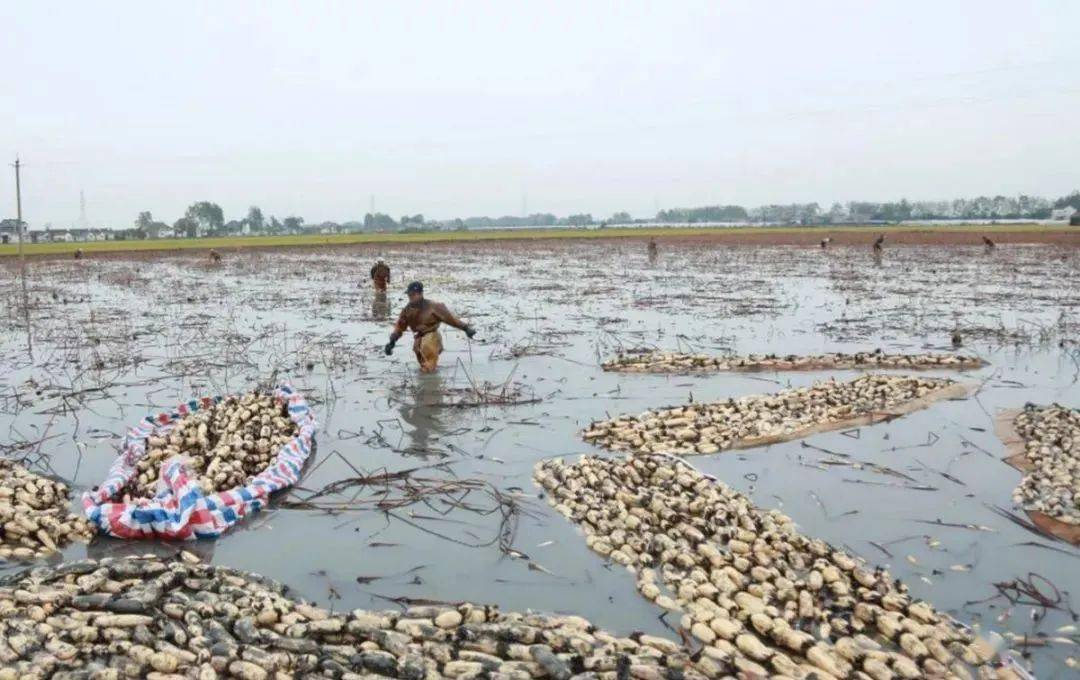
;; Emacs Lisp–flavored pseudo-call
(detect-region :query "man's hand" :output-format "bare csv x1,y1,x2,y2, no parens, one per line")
384,341,396,356
464,325,477,339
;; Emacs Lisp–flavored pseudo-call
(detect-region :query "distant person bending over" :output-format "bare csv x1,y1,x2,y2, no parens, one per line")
647,238,658,258
209,249,222,264
370,258,391,292
385,281,475,373
74,248,85,260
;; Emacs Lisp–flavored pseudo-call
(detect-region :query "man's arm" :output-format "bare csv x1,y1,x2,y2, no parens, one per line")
370,265,377,280
432,303,475,337
385,308,408,355
391,308,408,338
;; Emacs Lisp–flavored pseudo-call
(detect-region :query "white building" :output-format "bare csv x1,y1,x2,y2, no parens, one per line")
1050,206,1077,221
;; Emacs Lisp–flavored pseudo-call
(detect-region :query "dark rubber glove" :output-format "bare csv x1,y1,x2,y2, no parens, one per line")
384,340,396,356
464,325,477,339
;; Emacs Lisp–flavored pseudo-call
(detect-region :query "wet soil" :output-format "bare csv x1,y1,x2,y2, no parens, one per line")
0,239,1077,676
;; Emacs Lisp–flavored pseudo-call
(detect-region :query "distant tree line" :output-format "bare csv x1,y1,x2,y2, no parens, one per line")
114,189,1079,239
653,191,1080,225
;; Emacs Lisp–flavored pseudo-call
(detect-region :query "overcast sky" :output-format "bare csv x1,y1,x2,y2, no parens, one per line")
2,1,1078,228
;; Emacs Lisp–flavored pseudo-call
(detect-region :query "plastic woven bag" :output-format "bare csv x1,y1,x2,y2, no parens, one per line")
82,384,316,539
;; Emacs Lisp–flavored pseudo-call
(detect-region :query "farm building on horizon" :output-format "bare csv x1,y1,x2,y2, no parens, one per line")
0,219,26,244
1050,206,1077,221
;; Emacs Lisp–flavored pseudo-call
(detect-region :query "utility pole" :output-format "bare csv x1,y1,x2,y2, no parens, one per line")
14,157,23,258
13,156,31,356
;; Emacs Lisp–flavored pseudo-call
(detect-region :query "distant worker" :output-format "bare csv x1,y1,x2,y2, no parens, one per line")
872,235,885,254
647,238,658,262
209,249,222,264
951,326,963,348
983,236,996,251
74,248,84,260
370,258,391,292
820,237,832,249
385,281,476,373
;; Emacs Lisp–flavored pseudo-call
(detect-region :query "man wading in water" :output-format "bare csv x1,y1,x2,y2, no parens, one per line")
385,281,476,372
370,258,391,292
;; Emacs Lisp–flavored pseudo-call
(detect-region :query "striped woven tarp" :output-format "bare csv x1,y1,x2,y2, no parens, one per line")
82,384,317,540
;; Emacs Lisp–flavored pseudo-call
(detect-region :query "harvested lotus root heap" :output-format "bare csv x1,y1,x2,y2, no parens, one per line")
0,554,721,679
121,391,298,499
603,350,985,374
1010,404,1080,527
583,374,960,456
535,454,1007,679
0,459,94,561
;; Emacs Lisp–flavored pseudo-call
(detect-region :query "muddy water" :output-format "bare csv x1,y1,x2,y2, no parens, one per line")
0,241,1078,676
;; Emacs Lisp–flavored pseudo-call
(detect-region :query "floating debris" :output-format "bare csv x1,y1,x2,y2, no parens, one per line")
0,554,718,679
120,390,299,499
996,404,1080,545
0,460,94,562
535,453,1016,678
583,375,968,455
602,350,987,374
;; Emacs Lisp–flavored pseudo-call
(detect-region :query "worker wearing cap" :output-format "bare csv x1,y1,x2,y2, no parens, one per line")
370,258,391,292
385,281,476,372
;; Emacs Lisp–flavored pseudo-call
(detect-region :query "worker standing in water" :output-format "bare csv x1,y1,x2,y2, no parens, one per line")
370,258,391,292
385,281,476,372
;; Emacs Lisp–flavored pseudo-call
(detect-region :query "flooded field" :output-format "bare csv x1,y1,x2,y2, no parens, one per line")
1,239,1078,677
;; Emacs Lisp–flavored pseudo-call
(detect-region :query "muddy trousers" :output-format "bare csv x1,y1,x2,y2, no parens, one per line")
373,280,388,292
413,331,443,373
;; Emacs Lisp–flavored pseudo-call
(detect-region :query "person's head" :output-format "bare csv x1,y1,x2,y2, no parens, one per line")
405,281,424,304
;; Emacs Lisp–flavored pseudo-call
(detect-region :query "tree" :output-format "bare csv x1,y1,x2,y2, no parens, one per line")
246,206,265,232
270,216,283,233
564,213,594,226
184,202,224,236
363,213,398,231
656,205,748,223
135,212,168,238
1053,191,1080,211
611,211,632,223
174,217,199,239
825,202,847,224
282,216,304,232
136,211,154,231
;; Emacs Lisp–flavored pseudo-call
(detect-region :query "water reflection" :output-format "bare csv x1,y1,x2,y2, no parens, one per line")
397,373,449,457
87,534,217,563
371,291,390,320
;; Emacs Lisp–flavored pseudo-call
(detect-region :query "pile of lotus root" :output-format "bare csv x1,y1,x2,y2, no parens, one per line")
121,391,298,499
0,459,94,561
